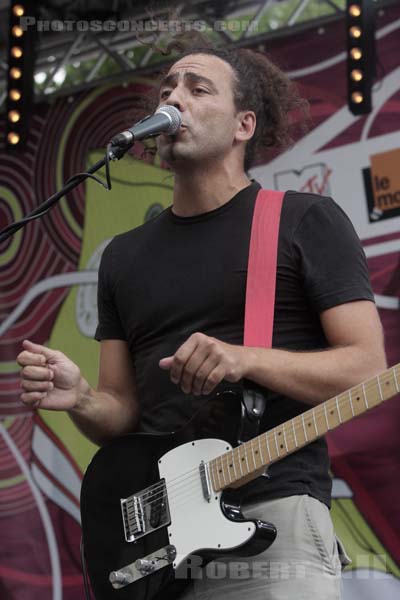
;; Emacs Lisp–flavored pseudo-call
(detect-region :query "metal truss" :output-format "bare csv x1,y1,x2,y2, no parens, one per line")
0,0,397,110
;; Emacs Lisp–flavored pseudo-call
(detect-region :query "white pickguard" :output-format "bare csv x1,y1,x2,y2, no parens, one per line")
158,438,256,570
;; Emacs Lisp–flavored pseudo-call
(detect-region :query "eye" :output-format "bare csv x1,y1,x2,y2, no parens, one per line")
160,89,171,99
193,87,208,95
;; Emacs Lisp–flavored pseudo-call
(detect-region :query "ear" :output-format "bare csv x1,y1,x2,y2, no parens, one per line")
235,110,256,143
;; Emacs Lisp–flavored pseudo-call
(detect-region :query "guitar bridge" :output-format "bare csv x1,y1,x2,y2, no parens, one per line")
121,479,170,542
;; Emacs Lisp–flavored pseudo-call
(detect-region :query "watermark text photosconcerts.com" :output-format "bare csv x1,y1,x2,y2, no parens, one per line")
19,17,259,34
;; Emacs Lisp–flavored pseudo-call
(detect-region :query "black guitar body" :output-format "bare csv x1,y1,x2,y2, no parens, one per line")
80,392,277,600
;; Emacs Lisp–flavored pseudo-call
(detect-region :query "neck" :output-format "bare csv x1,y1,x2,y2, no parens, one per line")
171,161,251,217
209,362,400,492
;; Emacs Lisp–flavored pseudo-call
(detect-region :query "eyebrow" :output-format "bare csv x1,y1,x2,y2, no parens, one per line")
159,71,218,94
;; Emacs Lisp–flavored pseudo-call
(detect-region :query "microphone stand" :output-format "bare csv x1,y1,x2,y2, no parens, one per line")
0,144,128,244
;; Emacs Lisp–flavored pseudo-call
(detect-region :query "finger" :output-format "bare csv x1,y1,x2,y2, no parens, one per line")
202,365,225,395
21,379,54,393
22,339,56,361
21,365,53,381
170,336,200,385
180,347,211,394
191,355,220,396
17,351,47,367
20,391,47,407
159,357,173,370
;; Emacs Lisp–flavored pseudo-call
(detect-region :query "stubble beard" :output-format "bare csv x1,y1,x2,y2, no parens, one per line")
158,137,198,168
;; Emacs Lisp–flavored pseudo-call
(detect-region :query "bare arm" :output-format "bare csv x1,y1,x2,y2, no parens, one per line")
160,300,387,405
70,340,139,445
243,300,387,404
18,339,139,446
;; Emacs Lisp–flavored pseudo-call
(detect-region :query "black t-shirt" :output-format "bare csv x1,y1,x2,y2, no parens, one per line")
95,181,375,507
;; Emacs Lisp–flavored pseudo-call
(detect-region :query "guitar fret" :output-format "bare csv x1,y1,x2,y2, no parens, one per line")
376,376,383,402
265,433,272,462
243,446,250,473
282,426,288,452
215,459,222,489
335,397,342,423
291,419,298,447
226,456,233,485
273,429,280,456
230,450,238,480
219,456,227,487
362,382,369,408
323,403,330,430
349,391,355,417
312,410,319,436
250,442,257,470
258,436,265,464
237,448,244,477
208,462,214,490
393,367,399,393
210,462,218,491
236,447,244,476
302,414,308,441
212,460,221,490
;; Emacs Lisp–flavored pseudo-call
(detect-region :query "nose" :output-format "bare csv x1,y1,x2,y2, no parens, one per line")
164,87,185,113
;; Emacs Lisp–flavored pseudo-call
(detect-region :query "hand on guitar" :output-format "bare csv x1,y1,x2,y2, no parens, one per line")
159,332,253,396
17,339,82,410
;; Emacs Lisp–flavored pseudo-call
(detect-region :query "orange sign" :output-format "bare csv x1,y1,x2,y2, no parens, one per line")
370,148,400,212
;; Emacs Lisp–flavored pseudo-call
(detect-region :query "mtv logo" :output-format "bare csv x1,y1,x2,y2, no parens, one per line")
274,163,332,196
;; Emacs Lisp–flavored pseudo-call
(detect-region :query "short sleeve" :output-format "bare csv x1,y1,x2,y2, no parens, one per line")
94,241,126,341
293,197,375,313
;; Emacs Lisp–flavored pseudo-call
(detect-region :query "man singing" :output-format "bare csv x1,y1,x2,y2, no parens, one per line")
18,43,386,599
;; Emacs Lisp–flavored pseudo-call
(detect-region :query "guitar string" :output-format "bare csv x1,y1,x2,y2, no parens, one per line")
130,372,394,516
126,373,395,519
126,374,393,525
127,418,395,532
126,377,398,537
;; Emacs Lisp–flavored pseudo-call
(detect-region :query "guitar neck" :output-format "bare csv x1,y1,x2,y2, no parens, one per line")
209,363,400,492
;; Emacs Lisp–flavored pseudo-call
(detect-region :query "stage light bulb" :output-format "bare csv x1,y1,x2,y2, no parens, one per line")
9,89,22,101
349,4,361,17
351,91,363,104
7,132,20,145
351,69,363,81
11,46,23,59
13,5,25,17
350,47,362,60
349,26,362,38
10,67,22,79
8,110,21,123
11,25,24,38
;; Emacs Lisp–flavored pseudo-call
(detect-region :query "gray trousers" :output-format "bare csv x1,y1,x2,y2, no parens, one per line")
179,494,342,600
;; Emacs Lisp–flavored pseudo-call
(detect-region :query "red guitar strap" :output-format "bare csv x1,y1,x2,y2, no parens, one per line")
244,189,285,348
239,188,284,444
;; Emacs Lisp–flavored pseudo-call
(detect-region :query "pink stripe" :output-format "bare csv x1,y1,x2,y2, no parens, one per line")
244,190,284,348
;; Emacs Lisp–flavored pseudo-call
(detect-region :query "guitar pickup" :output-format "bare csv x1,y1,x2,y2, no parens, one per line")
199,460,212,502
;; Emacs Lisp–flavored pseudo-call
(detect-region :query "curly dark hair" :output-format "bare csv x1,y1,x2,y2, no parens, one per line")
149,36,308,171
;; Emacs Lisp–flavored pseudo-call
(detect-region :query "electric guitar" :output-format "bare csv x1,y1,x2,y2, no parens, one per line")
80,364,400,600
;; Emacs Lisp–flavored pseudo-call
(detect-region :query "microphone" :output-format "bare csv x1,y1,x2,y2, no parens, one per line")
111,105,182,147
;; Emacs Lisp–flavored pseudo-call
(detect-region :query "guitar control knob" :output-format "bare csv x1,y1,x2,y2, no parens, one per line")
135,559,156,574
109,570,133,585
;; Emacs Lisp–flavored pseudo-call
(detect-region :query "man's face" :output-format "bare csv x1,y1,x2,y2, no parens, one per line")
156,53,241,167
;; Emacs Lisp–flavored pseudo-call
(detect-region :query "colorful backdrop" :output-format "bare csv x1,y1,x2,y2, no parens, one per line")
0,5,399,598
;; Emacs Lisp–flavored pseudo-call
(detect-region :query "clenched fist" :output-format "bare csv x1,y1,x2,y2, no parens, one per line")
17,339,82,411
159,332,254,396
